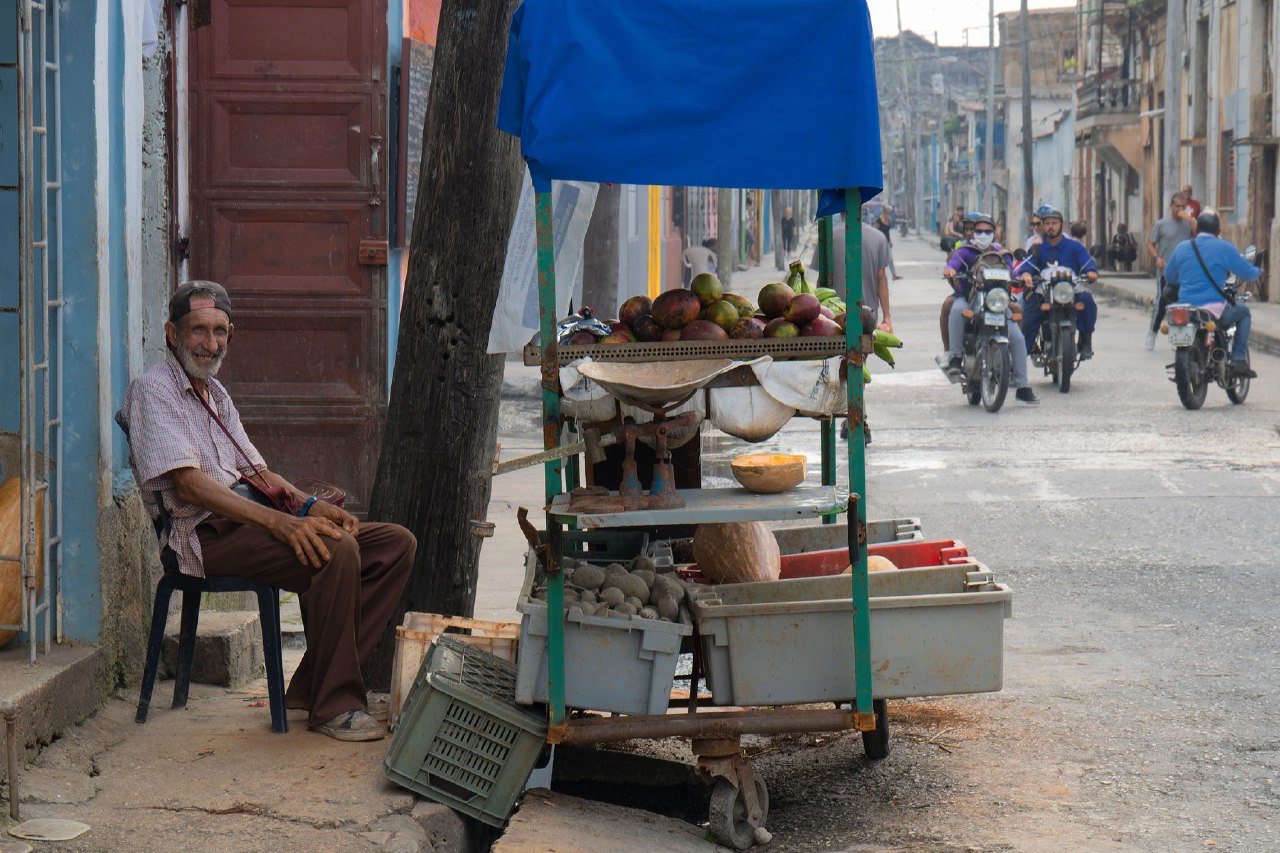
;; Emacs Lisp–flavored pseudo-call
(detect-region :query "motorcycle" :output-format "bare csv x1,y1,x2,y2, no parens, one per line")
1165,245,1257,410
944,254,1016,412
1028,263,1089,393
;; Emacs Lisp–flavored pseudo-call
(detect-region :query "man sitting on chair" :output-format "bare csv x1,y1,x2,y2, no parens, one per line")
120,281,415,742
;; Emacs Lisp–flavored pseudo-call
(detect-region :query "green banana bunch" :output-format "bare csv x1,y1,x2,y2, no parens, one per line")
787,261,815,295
822,297,846,315
862,363,872,384
872,329,903,368
815,287,838,302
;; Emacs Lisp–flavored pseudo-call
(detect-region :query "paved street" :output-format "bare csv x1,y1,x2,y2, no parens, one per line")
491,230,1280,851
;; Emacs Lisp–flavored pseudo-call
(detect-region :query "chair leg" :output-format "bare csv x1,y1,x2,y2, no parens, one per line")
255,585,289,734
137,576,177,724
172,587,202,710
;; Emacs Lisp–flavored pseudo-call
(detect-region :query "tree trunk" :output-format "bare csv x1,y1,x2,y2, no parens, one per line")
581,182,621,316
717,187,734,289
364,0,524,688
772,189,785,270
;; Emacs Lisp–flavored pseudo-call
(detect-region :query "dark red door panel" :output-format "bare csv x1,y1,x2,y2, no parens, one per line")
188,0,388,511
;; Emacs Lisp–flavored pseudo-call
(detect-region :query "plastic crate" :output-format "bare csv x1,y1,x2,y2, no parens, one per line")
687,564,1012,706
514,551,692,715
775,539,972,580
384,636,548,828
677,518,926,583
390,613,520,728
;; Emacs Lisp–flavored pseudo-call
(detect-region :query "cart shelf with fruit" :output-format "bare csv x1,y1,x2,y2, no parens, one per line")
382,3,1013,848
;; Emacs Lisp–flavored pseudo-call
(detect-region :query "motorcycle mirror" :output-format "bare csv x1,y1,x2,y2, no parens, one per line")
1244,244,1258,262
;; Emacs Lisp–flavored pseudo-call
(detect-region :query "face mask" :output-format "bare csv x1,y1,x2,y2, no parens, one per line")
972,232,994,250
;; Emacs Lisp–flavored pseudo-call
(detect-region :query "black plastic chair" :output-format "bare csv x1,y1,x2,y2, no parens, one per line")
116,410,288,733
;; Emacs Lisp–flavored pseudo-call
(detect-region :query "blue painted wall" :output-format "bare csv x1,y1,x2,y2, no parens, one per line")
1,4,20,440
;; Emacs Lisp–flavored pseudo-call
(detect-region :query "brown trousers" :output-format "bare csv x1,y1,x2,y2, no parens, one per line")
197,518,415,727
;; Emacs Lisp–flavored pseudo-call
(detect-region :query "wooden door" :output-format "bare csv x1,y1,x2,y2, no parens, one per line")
187,0,388,511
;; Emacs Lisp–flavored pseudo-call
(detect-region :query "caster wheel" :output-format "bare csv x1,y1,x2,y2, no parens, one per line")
708,775,769,850
861,698,890,759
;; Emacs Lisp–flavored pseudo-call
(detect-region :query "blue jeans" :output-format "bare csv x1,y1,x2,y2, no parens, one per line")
1219,302,1252,361
1022,290,1098,353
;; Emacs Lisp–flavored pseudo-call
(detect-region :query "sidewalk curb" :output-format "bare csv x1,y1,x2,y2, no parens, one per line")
1092,278,1280,358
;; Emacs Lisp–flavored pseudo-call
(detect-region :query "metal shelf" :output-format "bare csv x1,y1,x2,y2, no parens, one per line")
524,336,860,366
549,485,848,529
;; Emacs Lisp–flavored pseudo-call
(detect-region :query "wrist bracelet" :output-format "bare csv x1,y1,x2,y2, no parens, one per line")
299,496,318,517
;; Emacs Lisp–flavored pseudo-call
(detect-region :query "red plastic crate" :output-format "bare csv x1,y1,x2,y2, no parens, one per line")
679,539,970,584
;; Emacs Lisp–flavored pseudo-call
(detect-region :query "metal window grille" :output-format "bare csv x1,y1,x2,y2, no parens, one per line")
1,0,64,661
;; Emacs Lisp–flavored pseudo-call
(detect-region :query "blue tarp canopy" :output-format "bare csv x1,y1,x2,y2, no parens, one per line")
498,0,882,212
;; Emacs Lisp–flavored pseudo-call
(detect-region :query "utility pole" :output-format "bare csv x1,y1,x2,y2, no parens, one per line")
1163,0,1183,204
896,0,914,230
983,0,996,214
1020,0,1033,232
716,188,734,290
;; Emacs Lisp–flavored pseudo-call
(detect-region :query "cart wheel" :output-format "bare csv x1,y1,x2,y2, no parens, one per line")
861,698,890,760
708,776,769,850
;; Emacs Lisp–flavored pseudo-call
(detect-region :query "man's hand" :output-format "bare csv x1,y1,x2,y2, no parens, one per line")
1020,273,1034,286
877,318,893,333
311,501,359,536
1156,257,1166,269
943,267,956,279
1086,272,1098,282
270,515,344,569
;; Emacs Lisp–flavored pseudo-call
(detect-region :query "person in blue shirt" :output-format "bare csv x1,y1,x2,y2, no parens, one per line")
1014,206,1100,358
1163,210,1260,378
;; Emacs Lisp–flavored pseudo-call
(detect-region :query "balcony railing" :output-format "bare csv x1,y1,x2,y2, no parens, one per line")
1077,75,1141,120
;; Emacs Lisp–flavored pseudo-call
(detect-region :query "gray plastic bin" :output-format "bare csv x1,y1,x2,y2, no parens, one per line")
688,564,1011,706
770,517,923,555
514,552,692,715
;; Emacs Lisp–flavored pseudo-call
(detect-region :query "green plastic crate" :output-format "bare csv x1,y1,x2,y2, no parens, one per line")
384,636,548,827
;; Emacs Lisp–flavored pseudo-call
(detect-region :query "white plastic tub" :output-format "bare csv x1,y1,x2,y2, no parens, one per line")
687,564,1012,706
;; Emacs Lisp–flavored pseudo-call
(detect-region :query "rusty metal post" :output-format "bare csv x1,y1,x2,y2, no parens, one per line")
3,701,18,820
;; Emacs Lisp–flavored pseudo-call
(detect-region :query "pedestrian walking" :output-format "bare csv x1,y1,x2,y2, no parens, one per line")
1108,224,1137,271
780,206,795,255
1146,193,1196,350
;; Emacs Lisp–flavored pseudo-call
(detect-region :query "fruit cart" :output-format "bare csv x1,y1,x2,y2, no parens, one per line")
387,2,1011,848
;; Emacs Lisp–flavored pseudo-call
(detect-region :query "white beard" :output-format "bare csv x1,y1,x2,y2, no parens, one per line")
175,342,226,381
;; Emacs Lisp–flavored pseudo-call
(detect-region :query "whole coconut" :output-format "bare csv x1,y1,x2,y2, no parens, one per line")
801,316,842,337
784,293,822,326
652,289,703,330
758,282,795,319
632,315,664,342
764,318,800,338
730,317,767,339
618,295,652,327
680,319,730,341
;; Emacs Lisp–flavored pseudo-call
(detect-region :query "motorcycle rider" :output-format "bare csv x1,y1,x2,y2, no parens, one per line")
1163,209,1260,379
1015,205,1100,359
940,212,1039,405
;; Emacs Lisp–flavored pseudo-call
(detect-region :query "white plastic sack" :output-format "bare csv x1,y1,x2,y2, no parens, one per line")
708,386,796,442
559,360,618,422
487,173,599,354
752,356,845,417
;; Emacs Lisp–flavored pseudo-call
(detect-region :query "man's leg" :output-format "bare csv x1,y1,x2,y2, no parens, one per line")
1008,320,1038,403
1076,291,1098,357
946,296,970,361
285,522,414,720
1220,303,1253,364
940,294,957,351
1021,293,1045,353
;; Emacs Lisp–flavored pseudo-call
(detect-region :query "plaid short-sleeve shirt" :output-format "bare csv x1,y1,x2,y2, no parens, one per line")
121,350,266,577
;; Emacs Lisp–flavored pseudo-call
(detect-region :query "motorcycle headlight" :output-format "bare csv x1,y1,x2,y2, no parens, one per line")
984,287,1010,313
1052,281,1075,304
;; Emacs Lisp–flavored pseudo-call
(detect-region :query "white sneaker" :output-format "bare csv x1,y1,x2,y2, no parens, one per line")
1144,329,1156,351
